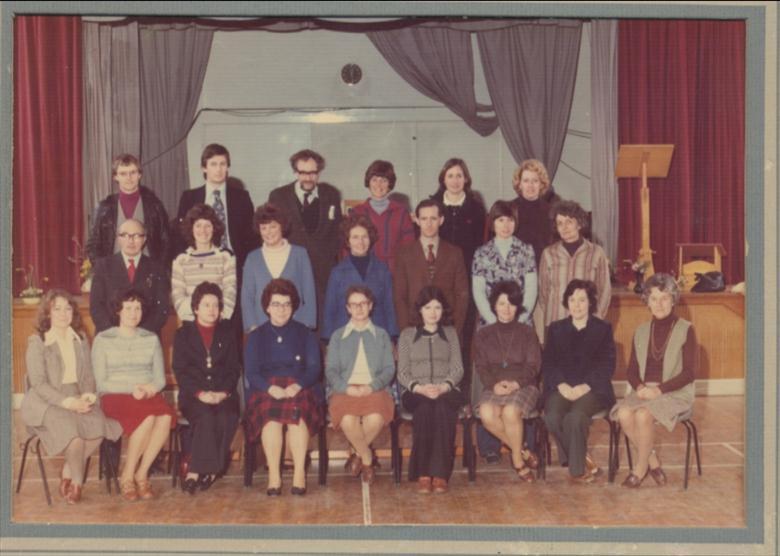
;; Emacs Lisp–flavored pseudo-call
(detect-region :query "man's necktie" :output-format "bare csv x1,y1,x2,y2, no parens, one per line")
127,258,136,283
213,190,227,249
427,244,436,281
303,191,311,209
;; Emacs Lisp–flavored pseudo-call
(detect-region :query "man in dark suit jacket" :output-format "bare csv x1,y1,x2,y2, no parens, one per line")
394,199,469,340
90,219,171,334
175,144,257,271
268,149,343,330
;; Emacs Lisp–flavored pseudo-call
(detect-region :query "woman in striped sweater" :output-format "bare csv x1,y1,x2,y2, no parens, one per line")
171,204,237,322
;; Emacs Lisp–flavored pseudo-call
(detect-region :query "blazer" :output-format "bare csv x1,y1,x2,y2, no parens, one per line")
321,254,398,341
176,183,258,270
268,182,343,309
240,244,317,331
90,253,171,334
393,239,469,339
21,333,95,427
172,320,241,410
541,316,617,408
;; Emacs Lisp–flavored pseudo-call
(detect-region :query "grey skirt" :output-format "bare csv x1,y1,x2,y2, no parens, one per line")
30,383,123,455
609,391,691,432
477,384,540,417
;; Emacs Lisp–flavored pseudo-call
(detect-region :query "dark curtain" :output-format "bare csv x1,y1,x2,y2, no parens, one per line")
367,26,498,136
477,20,582,180
14,16,83,294
617,20,745,283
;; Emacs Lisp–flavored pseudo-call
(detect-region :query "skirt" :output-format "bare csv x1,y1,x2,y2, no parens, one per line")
31,383,122,456
245,376,323,442
477,384,540,417
609,391,691,432
101,392,177,436
328,390,394,430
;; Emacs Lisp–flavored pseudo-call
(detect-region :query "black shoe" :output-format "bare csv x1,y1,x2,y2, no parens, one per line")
199,474,216,491
266,487,282,496
290,486,307,496
182,477,199,495
484,452,501,465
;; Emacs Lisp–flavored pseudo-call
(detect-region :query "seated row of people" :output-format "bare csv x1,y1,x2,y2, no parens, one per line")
23,271,693,503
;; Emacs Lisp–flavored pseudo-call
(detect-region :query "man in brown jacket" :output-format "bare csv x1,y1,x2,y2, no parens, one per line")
393,199,469,340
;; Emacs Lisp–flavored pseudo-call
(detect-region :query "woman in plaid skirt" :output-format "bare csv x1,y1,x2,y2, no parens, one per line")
473,281,541,482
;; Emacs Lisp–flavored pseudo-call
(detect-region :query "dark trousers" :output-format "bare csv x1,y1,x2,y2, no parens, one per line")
402,389,464,481
182,398,240,475
543,391,604,477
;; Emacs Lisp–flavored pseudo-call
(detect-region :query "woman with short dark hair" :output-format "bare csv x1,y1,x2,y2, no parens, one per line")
21,289,122,504
241,203,316,332
172,282,240,494
351,160,415,270
171,203,236,321
397,286,464,494
542,279,616,484
92,289,176,501
244,279,323,496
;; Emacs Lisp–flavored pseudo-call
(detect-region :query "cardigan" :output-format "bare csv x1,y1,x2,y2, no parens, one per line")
474,321,541,390
397,325,463,393
240,244,317,332
244,319,321,395
325,322,395,398
171,247,237,321
92,327,166,394
321,254,398,341
512,187,560,265
431,190,486,274
351,199,415,272
541,316,616,408
538,239,611,328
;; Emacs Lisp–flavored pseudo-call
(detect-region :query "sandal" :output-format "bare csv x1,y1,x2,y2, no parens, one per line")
135,478,155,500
520,449,539,470
515,464,537,483
120,479,138,502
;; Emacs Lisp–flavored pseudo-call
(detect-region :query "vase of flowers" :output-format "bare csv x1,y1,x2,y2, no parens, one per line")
623,259,648,294
16,265,46,304
69,236,93,292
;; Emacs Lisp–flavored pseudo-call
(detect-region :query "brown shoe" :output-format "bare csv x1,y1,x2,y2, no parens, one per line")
515,464,537,483
585,454,602,477
648,466,667,486
361,465,376,485
431,477,448,494
120,479,138,502
417,476,432,494
621,471,647,488
521,449,539,470
345,454,360,477
136,478,155,500
65,483,82,505
59,478,72,499
569,472,596,485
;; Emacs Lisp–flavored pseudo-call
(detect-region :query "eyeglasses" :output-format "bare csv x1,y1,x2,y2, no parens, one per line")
296,169,319,176
269,301,292,309
117,233,146,240
347,301,371,309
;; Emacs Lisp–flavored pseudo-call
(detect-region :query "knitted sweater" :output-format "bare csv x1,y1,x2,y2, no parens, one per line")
92,327,165,394
171,247,236,321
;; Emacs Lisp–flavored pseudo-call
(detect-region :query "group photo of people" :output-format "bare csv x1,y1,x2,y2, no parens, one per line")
8,11,756,546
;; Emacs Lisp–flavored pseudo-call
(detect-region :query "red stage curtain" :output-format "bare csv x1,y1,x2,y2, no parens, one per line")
617,20,745,284
13,16,83,294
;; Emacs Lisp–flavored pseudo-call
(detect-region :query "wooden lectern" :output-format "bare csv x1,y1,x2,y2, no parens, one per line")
616,144,675,281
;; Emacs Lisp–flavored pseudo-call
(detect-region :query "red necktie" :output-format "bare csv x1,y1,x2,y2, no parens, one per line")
127,258,136,283
427,244,436,281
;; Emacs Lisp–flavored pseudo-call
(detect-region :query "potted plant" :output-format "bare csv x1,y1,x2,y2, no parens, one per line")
16,265,46,304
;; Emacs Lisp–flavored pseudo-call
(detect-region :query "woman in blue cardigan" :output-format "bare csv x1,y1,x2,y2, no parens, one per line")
322,213,398,342
244,279,322,496
241,203,317,333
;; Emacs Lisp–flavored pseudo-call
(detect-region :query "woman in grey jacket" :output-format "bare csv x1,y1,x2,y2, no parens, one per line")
397,286,464,494
325,285,396,485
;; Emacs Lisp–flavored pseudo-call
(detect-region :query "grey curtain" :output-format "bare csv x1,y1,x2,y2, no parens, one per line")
589,21,619,262
477,20,582,181
139,23,213,214
82,21,141,233
367,26,498,137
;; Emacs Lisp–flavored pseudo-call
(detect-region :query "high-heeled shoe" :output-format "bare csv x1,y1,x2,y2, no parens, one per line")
182,476,199,495
290,485,307,496
266,486,282,496
65,483,82,505
199,474,216,491
59,477,72,499
648,452,667,486
621,470,648,488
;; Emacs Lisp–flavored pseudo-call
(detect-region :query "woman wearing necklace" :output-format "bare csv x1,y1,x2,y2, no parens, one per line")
93,289,176,501
244,279,322,496
542,279,616,484
241,203,316,333
21,289,122,504
172,282,240,494
171,204,236,322
397,286,465,494
473,281,541,482
610,273,697,488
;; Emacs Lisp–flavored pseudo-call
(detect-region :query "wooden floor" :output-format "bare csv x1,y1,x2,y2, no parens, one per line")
11,396,744,527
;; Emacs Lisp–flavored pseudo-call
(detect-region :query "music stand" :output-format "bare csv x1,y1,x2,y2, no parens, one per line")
616,144,675,281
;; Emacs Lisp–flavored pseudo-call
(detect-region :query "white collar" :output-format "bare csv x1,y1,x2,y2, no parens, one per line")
341,320,376,339
122,253,141,267
296,182,319,203
44,327,81,346
206,182,226,197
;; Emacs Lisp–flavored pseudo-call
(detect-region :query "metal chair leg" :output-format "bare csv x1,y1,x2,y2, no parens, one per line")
607,422,616,483
318,425,328,487
683,420,693,489
624,434,633,471
690,420,702,476
16,436,33,494
243,422,255,487
391,418,402,485
34,438,52,506
464,417,475,482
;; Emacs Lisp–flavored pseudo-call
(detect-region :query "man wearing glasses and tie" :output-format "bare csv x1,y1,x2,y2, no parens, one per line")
90,219,171,335
86,154,171,267
268,149,343,332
